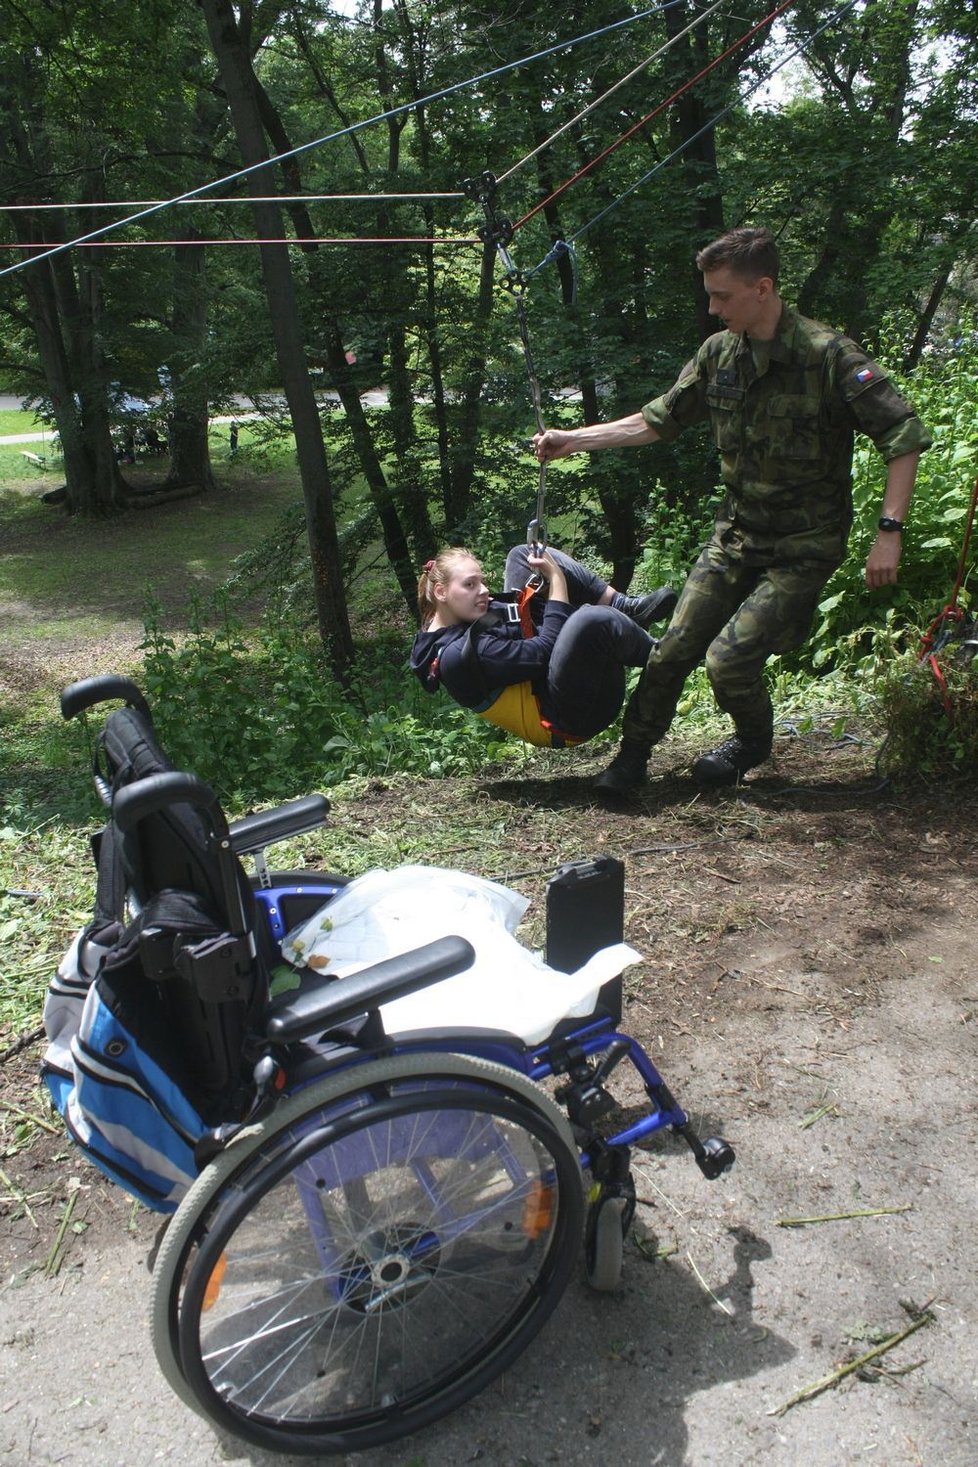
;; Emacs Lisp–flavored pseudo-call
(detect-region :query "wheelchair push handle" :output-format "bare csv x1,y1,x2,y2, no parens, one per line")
61,674,152,722
230,794,331,856
114,771,230,840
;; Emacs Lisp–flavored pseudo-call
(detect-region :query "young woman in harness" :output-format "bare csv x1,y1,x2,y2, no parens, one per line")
411,544,677,747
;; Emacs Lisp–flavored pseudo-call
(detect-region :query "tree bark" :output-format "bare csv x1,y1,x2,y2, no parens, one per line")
163,239,216,493
200,0,354,678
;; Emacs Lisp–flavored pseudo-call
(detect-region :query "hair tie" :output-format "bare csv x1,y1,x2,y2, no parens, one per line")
423,559,435,573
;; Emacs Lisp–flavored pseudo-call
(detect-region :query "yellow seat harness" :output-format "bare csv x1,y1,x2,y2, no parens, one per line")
462,584,582,749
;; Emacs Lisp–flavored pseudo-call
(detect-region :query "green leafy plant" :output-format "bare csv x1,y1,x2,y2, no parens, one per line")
803,329,978,674
874,628,978,780
138,595,520,802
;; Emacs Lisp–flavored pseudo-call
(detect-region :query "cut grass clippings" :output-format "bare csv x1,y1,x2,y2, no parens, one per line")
768,1302,935,1416
776,1204,912,1228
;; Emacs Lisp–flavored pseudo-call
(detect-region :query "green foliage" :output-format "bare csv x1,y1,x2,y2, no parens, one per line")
798,334,977,674
139,594,523,803
875,635,978,781
632,481,715,592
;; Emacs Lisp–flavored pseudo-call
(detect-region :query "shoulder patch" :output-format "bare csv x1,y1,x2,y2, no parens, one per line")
838,350,889,403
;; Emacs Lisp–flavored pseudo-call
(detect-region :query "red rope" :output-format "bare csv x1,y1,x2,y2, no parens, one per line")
917,473,978,716
515,0,793,231
926,652,954,717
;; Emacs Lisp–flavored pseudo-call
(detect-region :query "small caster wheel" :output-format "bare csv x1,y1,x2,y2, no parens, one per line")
696,1136,736,1180
585,1194,628,1291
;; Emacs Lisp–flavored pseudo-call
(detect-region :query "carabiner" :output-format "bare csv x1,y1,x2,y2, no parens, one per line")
527,519,548,553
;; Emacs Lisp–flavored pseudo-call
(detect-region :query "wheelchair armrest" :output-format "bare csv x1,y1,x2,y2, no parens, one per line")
265,935,476,1043
61,675,151,722
230,795,330,855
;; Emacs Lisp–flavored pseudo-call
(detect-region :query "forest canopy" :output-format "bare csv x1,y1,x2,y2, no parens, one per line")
2,0,975,680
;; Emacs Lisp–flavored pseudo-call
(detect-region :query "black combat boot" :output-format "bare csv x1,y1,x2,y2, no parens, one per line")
692,735,772,787
612,586,678,630
594,739,652,795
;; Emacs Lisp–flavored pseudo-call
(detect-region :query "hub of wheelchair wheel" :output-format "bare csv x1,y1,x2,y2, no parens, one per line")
338,1226,441,1312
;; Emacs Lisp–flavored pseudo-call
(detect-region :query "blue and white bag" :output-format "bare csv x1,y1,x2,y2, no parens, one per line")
42,913,212,1214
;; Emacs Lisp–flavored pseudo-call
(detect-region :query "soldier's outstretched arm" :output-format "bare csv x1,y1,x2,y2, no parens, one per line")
533,412,660,461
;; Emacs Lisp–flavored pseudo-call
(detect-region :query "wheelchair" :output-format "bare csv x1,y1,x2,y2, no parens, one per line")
48,674,735,1458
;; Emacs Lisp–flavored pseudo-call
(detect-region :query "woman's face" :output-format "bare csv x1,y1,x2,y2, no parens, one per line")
435,555,490,623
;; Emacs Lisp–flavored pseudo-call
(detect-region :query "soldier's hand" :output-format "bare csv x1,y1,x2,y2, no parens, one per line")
865,533,902,589
533,428,575,462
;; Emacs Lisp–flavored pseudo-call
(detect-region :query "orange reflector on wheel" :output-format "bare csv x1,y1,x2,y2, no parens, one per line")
522,1181,555,1239
202,1252,228,1311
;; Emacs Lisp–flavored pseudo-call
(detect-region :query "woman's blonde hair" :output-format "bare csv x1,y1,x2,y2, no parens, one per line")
416,547,481,627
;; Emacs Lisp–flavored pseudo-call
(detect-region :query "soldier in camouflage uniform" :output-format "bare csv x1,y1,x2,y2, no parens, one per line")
533,226,931,793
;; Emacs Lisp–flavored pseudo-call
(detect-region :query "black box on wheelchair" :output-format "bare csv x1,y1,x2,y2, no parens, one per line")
42,674,735,1458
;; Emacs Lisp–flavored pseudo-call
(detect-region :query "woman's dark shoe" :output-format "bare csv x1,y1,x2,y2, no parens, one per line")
594,739,651,794
692,736,771,787
614,586,678,630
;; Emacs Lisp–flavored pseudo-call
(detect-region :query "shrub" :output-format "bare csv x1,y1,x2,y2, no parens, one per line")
874,621,978,781
805,330,978,673
139,595,522,803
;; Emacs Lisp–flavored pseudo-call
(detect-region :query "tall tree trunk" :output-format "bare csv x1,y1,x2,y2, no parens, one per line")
200,0,354,678
664,1,727,342
1,88,125,516
164,239,216,492
252,60,421,612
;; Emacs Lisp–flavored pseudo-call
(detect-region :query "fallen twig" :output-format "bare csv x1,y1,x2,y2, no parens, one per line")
798,1093,839,1129
0,1165,39,1228
0,1026,46,1066
776,1204,911,1228
686,1251,733,1316
768,1306,935,1416
44,1183,80,1276
0,1097,59,1133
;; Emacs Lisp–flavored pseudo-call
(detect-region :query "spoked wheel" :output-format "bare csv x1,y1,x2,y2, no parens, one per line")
150,1053,584,1456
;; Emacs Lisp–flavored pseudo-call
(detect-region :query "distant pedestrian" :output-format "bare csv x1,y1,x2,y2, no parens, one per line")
229,421,239,457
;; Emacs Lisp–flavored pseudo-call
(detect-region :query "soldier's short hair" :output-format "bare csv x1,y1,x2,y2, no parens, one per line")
696,227,779,286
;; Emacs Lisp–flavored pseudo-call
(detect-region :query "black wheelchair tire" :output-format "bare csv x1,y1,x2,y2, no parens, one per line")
150,1052,583,1455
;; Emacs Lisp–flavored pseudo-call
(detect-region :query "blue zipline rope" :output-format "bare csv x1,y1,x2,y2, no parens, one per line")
0,2,684,280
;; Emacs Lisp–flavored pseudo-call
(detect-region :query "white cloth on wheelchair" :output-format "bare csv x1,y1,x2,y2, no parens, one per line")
281,864,640,1047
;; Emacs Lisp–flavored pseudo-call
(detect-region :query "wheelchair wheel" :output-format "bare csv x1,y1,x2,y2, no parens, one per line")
150,1052,584,1456
584,1193,628,1292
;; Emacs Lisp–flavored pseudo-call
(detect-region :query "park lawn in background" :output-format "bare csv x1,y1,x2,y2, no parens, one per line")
0,470,303,670
0,409,39,437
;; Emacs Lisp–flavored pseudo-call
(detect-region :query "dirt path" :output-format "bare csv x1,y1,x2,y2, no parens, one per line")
2,734,976,1466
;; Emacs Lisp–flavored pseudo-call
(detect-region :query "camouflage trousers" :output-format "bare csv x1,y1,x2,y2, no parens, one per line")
622,536,840,748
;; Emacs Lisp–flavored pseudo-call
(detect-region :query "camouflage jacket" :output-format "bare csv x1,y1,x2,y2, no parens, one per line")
641,306,932,566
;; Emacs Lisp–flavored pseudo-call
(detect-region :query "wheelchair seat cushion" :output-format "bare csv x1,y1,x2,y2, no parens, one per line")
281,865,640,1047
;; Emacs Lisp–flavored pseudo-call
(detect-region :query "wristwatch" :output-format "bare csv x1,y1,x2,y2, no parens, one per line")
878,516,904,532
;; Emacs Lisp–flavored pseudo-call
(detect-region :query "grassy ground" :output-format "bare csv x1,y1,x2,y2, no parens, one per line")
1,449,299,676
0,409,38,435
0,455,310,1038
